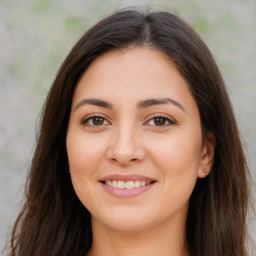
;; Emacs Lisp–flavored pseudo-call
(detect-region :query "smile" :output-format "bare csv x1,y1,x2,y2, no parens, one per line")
103,180,154,189
100,174,156,197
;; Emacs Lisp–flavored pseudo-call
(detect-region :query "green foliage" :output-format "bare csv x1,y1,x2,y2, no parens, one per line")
65,16,84,31
34,0,53,12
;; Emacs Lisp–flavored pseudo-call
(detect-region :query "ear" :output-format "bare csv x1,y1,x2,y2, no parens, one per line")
198,132,215,179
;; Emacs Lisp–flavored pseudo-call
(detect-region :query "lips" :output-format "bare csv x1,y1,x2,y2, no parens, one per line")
99,174,156,197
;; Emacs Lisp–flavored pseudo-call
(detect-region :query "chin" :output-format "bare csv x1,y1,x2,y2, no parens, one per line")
93,210,155,233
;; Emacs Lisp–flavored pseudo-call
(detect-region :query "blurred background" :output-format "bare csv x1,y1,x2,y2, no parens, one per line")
0,0,255,253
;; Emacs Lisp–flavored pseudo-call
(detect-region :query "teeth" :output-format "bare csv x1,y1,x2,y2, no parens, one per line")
117,180,125,189
140,181,146,186
105,180,152,189
134,180,141,188
112,180,118,188
125,181,134,189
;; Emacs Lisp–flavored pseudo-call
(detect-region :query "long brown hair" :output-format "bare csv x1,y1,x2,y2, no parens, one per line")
7,9,253,256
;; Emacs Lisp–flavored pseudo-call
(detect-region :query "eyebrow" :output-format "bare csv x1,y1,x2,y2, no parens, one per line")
137,98,185,111
74,97,185,112
75,98,113,110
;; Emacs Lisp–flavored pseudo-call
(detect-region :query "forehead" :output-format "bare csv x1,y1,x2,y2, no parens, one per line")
72,47,197,111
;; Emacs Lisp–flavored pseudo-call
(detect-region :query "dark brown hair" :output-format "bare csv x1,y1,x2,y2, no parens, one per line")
7,9,253,256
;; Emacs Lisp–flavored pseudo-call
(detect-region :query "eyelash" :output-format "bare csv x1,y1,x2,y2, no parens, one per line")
144,114,175,127
81,114,175,128
81,114,111,127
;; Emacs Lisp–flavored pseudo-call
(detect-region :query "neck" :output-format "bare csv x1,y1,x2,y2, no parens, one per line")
87,215,188,256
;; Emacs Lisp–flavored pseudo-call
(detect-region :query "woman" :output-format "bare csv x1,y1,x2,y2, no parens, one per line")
7,9,252,256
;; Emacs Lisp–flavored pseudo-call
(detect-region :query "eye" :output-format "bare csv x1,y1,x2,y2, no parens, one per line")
146,115,175,127
82,115,111,127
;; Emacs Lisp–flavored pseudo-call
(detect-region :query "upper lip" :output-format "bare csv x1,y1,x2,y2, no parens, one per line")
100,174,156,182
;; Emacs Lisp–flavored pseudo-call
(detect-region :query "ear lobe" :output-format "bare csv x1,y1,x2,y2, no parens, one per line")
198,132,215,179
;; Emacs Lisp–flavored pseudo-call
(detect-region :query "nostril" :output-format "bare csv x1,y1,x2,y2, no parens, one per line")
111,157,137,162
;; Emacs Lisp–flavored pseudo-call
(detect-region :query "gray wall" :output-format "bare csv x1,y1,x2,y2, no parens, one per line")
1,0,255,253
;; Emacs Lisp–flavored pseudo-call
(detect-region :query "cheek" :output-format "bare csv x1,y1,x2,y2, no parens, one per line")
66,133,105,196
67,133,105,174
148,133,202,195
66,133,105,208
150,134,201,170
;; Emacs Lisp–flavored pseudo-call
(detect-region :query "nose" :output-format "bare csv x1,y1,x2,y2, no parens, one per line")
106,124,146,166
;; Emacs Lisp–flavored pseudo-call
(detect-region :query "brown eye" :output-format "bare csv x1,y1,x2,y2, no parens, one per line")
145,115,175,127
154,117,167,126
92,117,104,125
82,115,110,127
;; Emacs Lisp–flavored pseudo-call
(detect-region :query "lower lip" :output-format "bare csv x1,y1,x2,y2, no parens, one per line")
101,182,155,197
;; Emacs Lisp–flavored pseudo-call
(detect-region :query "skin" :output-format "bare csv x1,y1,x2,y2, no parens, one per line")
66,47,215,256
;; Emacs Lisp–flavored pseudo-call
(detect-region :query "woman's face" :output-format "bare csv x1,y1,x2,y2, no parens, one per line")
66,47,214,233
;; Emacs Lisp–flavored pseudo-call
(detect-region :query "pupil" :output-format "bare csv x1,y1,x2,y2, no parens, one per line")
93,117,104,125
154,118,165,126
